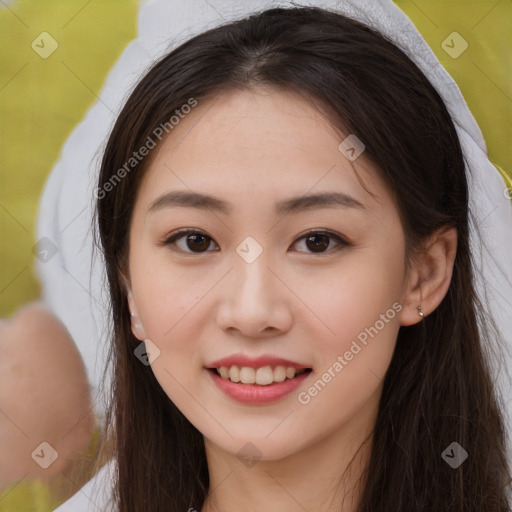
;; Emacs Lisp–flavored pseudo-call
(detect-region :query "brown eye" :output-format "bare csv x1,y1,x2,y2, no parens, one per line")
184,233,211,252
163,230,219,253
292,230,350,254
305,233,330,252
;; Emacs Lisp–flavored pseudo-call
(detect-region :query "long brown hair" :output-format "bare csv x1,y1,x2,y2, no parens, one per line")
92,6,511,511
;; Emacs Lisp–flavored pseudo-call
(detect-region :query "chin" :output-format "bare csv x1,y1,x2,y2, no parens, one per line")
206,433,303,463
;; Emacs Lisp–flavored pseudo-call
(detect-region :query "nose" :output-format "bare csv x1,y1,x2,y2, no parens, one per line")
216,249,293,338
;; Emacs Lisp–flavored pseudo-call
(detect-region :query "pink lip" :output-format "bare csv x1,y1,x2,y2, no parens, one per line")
206,368,312,405
206,354,311,370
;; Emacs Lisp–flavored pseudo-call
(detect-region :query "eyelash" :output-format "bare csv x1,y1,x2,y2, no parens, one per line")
161,228,352,255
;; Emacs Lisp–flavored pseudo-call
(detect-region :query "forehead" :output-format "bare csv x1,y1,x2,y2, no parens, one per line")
135,87,391,218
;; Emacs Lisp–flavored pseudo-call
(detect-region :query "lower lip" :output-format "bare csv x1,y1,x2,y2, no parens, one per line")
206,368,311,405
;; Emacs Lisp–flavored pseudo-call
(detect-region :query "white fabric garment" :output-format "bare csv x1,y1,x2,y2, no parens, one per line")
45,0,512,509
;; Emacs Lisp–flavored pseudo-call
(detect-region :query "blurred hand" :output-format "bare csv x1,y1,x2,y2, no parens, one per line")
0,301,96,490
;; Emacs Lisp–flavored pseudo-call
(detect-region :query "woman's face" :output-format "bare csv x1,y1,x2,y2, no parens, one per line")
126,87,412,461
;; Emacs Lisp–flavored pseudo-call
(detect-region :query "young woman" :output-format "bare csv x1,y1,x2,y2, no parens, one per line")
56,3,512,511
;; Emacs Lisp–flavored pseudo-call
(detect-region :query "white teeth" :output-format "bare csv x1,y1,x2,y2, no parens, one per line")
255,366,274,385
228,366,240,383
286,367,296,379
239,367,255,384
273,365,287,382
216,365,307,385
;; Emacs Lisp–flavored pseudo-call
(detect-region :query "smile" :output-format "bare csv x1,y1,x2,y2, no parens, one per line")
213,365,311,385
206,367,313,405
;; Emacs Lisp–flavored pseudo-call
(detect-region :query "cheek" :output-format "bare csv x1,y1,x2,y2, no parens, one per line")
134,266,208,414
294,248,405,352
293,250,404,424
131,243,211,341
292,256,403,419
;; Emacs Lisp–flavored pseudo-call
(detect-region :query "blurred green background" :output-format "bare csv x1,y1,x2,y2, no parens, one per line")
0,0,510,510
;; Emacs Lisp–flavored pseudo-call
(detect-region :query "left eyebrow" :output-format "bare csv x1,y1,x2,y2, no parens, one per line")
275,191,367,216
147,190,367,216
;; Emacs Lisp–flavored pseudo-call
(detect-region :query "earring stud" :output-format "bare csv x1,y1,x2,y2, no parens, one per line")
417,305,424,318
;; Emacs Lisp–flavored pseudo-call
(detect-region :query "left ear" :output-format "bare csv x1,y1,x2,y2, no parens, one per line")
399,226,457,326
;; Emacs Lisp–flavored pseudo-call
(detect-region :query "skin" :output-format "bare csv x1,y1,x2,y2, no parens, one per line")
124,86,457,511
0,301,95,491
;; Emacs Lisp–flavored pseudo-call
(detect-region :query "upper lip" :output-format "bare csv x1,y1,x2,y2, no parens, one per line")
206,354,311,370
